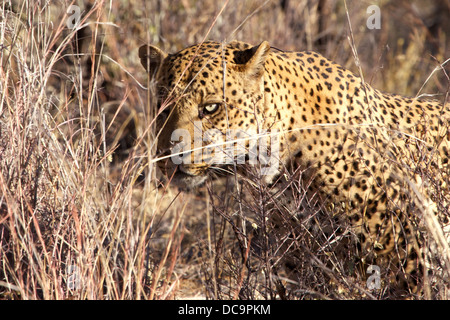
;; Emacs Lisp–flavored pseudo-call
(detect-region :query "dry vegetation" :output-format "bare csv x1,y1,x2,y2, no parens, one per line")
0,0,449,300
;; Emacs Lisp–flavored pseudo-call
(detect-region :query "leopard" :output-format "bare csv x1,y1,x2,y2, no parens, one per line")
139,40,450,298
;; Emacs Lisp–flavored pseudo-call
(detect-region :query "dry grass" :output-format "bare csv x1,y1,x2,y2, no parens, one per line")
0,0,449,300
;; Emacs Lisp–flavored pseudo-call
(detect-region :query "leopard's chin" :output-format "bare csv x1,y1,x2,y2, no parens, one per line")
170,171,207,191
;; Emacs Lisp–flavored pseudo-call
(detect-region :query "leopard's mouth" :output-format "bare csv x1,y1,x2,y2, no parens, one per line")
157,161,210,191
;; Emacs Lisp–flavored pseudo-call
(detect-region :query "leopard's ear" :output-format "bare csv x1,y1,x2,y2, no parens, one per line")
139,45,167,79
242,41,271,79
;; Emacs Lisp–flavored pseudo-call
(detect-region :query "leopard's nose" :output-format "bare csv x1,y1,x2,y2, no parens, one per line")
156,146,176,160
167,142,194,166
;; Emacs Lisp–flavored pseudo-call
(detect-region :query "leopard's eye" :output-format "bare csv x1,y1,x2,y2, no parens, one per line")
203,103,220,115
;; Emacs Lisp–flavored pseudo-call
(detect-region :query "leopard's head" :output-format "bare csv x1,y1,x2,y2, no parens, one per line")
139,40,275,189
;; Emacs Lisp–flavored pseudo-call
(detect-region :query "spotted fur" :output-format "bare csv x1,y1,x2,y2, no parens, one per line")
139,40,450,296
